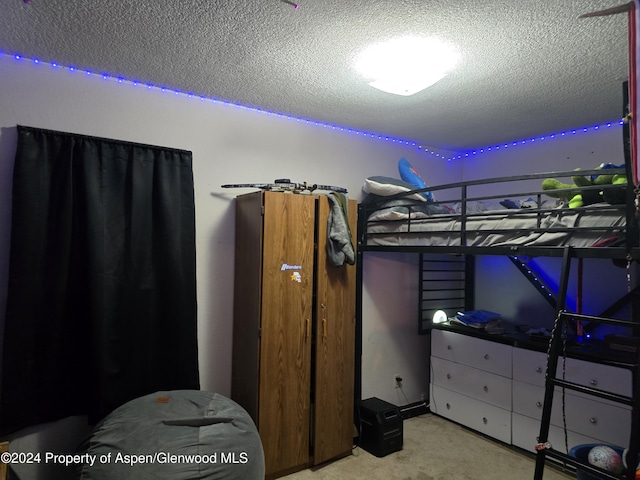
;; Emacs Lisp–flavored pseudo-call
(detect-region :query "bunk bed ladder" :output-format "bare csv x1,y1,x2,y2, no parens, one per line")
533,250,640,480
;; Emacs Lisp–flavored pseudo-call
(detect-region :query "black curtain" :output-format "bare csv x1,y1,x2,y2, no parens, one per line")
0,126,199,434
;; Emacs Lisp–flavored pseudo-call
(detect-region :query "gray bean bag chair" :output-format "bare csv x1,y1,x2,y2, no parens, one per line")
75,390,264,480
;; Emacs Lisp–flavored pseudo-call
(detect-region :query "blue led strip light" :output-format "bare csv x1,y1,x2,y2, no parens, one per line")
507,257,585,338
508,256,558,310
4,52,621,162
4,52,454,157
451,120,624,161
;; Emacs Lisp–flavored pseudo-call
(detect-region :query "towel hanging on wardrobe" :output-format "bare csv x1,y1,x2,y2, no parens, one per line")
326,192,355,267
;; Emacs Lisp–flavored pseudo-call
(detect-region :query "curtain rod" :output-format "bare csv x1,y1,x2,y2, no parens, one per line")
17,124,192,156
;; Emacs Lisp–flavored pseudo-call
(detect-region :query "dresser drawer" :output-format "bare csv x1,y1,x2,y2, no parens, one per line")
562,357,632,398
512,412,600,455
514,347,631,399
512,380,631,447
430,384,511,444
431,330,512,377
512,348,547,386
563,394,630,448
512,380,560,424
431,356,511,410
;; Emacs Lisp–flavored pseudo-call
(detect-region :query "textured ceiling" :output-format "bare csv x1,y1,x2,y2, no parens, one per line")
0,0,630,152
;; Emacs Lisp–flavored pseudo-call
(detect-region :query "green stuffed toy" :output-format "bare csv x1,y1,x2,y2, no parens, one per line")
542,163,627,208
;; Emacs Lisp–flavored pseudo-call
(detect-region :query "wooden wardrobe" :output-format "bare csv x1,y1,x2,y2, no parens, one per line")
231,190,357,480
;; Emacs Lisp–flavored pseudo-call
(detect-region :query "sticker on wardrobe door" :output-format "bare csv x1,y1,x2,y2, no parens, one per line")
281,263,302,271
281,263,302,282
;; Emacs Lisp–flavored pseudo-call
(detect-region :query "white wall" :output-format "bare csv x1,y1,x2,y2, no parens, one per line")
360,252,429,405
0,54,458,479
461,124,624,196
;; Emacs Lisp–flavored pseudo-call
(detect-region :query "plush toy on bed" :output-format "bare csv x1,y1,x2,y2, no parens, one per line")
398,157,434,201
541,163,627,208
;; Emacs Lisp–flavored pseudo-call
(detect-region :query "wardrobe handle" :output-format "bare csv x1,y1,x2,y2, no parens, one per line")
536,401,543,408
590,417,598,424
322,318,327,338
306,319,311,339
483,354,490,360
536,367,543,373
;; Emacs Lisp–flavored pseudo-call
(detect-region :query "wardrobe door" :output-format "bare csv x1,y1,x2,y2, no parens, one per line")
313,196,357,465
259,191,316,476
231,191,265,421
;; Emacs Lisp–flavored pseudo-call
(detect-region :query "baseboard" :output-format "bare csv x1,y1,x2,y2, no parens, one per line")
398,401,430,419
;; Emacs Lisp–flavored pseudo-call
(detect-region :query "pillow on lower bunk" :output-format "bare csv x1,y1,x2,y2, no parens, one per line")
363,176,428,202
364,194,449,221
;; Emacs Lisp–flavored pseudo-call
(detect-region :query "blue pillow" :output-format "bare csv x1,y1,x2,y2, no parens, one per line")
398,158,434,201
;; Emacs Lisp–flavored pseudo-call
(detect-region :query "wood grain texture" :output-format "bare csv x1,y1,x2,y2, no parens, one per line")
312,196,357,465
258,192,315,475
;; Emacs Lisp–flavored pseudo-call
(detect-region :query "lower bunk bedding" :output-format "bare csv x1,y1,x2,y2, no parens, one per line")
365,202,626,248
360,169,636,250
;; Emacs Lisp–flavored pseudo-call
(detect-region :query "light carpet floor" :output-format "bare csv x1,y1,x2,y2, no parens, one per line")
282,414,575,480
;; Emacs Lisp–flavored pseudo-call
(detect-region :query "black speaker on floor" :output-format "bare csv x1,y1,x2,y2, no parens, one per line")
357,397,403,457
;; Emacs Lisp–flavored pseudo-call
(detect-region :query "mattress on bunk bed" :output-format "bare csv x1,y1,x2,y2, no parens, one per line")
365,202,626,248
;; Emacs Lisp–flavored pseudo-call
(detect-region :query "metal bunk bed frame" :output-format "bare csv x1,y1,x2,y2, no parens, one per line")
354,158,640,479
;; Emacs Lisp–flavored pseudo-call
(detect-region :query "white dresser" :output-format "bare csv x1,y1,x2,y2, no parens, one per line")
430,328,632,453
430,329,513,444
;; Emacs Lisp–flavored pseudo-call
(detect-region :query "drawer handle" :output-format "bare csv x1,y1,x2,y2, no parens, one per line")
536,367,543,373
447,345,452,350
483,386,488,393
590,379,598,386
482,417,488,424
483,354,490,360
446,403,451,410
590,417,598,424
446,373,451,380
536,401,543,408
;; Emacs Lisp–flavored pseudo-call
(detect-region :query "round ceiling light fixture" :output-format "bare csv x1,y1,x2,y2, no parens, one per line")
355,36,461,96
